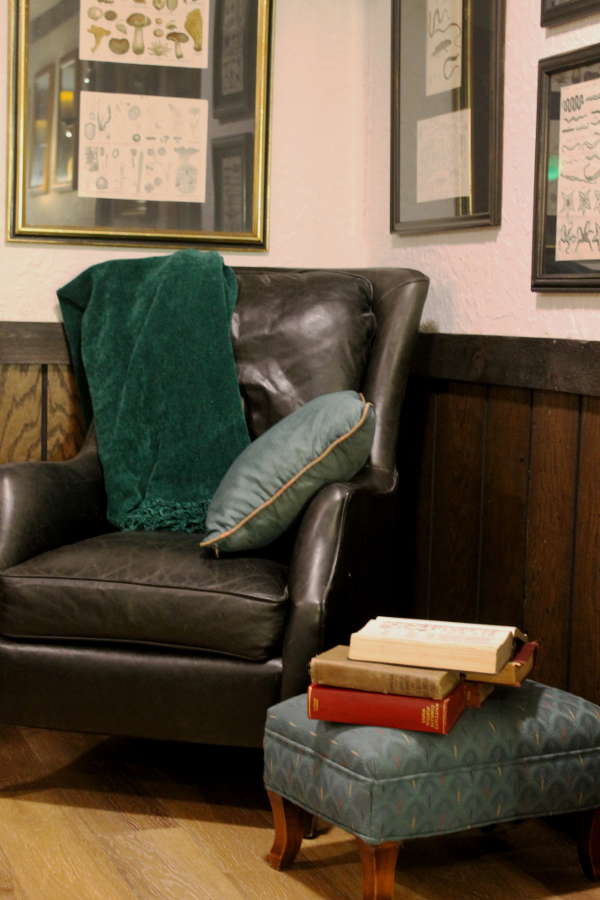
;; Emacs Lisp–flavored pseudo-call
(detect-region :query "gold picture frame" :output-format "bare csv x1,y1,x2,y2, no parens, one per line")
8,0,272,250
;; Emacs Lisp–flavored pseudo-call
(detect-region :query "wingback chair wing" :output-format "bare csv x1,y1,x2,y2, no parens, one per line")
0,267,428,748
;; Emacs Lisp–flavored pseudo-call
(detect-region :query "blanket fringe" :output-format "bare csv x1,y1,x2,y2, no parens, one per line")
117,498,211,533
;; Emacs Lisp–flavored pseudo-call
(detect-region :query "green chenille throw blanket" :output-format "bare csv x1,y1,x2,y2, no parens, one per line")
57,250,250,532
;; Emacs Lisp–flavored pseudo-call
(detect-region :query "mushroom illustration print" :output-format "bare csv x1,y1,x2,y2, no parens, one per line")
78,0,210,67
166,31,188,59
109,37,130,54
184,8,202,51
88,23,111,50
127,13,151,54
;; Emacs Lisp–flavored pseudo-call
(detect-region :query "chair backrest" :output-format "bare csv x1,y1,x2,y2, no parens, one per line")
233,267,429,476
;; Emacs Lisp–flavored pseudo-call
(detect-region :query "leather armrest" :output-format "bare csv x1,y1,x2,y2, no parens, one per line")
280,466,399,698
0,435,108,570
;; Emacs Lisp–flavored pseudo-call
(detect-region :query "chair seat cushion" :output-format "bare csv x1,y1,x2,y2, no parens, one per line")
264,681,600,844
0,531,288,660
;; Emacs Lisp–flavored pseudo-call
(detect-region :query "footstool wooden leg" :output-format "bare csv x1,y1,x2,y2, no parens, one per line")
266,790,308,870
578,808,600,880
356,838,400,900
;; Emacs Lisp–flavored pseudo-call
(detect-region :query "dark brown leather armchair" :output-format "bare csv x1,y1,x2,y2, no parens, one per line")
0,267,428,748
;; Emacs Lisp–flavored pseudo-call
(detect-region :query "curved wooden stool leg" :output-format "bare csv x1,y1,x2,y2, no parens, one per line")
266,790,309,870
356,838,400,900
578,808,600,880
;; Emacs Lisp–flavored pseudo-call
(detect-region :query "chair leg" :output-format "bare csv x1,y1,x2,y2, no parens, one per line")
266,790,308,870
578,808,600,880
356,838,400,900
303,814,319,839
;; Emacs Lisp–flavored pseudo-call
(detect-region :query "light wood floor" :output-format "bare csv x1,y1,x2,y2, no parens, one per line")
0,724,599,900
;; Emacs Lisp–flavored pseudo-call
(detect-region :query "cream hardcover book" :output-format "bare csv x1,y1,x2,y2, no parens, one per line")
349,617,525,675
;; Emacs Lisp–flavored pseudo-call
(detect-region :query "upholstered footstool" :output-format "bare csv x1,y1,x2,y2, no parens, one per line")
263,681,600,900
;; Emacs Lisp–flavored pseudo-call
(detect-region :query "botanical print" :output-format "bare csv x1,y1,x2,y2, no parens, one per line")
77,91,208,202
79,0,209,69
416,108,471,203
426,0,462,97
555,76,600,261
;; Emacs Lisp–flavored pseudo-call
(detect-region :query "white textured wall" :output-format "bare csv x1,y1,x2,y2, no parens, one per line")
366,2,600,338
3,1,600,337
0,1,369,321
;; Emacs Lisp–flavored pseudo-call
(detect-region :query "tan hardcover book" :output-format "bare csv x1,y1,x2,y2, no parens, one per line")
464,641,539,686
309,645,460,700
349,616,527,675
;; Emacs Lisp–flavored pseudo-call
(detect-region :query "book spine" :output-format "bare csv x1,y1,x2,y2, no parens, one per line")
309,659,450,700
463,682,495,708
306,683,466,735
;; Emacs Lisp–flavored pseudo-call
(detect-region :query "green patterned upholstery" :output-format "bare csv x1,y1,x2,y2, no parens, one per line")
263,681,600,845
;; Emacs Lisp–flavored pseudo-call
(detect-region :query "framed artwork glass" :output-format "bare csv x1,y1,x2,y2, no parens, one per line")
391,0,505,235
29,64,55,194
541,0,600,26
532,42,600,290
8,0,272,250
53,52,78,190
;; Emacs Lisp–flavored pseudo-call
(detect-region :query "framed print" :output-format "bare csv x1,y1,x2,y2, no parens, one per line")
391,0,505,235
212,133,253,231
532,42,600,290
541,0,600,26
8,0,272,250
213,0,257,121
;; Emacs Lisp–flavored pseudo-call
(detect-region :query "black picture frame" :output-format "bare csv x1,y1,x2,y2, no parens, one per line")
391,0,505,236
541,0,600,26
532,42,600,291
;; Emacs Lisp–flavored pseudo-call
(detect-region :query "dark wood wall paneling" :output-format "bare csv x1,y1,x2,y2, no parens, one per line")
1,325,599,703
400,334,600,705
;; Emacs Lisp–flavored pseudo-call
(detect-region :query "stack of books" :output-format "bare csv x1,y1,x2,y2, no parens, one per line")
307,617,539,735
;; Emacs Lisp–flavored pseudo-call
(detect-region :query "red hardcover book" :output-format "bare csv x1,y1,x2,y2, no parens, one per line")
306,681,466,734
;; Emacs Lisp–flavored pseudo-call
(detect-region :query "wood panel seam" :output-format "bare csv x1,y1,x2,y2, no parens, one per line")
566,395,583,693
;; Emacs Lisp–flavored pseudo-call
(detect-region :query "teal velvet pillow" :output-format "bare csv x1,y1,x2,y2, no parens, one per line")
199,390,375,554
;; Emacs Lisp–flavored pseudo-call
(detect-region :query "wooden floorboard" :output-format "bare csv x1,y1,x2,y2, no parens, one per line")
0,726,598,899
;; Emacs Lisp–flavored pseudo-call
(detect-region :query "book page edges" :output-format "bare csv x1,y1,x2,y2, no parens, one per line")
373,616,526,641
349,634,514,674
464,642,538,685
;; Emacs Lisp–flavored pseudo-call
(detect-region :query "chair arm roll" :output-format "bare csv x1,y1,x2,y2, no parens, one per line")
0,441,108,570
280,466,399,699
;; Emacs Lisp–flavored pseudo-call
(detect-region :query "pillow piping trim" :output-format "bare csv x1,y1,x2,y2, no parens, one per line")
199,399,374,548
